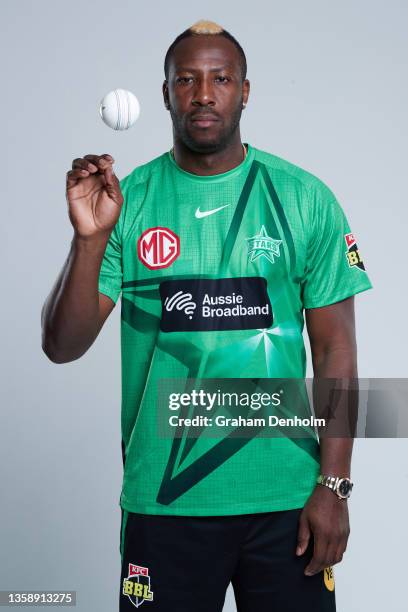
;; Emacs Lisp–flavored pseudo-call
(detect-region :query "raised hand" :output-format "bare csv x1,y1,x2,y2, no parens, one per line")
66,153,124,238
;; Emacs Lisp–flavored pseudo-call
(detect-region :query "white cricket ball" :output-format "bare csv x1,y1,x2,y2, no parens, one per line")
99,89,140,130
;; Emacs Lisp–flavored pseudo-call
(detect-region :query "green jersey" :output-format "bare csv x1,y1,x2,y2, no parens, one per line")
98,144,373,516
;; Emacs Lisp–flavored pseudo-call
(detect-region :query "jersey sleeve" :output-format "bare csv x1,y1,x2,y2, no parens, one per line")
301,181,373,309
98,178,127,304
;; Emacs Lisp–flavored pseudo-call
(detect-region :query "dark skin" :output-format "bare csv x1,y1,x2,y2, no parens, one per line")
163,35,250,174
301,299,355,574
41,34,353,575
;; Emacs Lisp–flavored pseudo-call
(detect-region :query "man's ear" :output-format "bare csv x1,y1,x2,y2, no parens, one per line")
162,80,170,110
242,79,250,108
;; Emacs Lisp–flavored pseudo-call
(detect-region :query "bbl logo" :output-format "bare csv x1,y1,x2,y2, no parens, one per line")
137,227,180,270
323,566,335,591
122,563,154,608
344,233,366,271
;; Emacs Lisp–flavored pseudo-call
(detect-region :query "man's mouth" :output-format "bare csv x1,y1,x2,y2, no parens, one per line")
190,114,220,128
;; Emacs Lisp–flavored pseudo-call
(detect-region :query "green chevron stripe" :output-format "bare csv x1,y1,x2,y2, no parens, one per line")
259,163,297,271
219,161,259,272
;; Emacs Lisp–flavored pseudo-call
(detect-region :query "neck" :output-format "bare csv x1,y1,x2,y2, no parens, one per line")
172,131,245,176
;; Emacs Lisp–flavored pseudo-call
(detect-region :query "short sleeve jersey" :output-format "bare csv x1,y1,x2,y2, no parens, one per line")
98,144,373,516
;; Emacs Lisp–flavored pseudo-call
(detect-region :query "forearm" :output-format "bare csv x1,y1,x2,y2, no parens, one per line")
301,301,357,573
319,438,352,477
41,232,110,363
313,347,357,477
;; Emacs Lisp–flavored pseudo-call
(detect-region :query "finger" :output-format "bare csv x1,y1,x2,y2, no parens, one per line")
83,154,114,168
104,166,121,203
296,515,311,556
72,157,87,170
332,537,347,566
66,168,90,188
83,155,111,171
305,533,329,576
324,538,339,568
104,164,114,186
72,158,98,173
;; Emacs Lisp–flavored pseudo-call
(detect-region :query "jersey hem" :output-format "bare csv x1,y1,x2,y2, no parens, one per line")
119,493,313,516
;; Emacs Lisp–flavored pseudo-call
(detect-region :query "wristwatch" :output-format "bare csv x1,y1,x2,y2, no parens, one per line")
316,474,353,499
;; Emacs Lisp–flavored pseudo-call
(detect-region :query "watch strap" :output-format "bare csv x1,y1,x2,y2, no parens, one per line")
316,474,353,498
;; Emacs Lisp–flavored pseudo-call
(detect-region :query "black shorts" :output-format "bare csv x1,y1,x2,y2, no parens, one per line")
119,508,336,611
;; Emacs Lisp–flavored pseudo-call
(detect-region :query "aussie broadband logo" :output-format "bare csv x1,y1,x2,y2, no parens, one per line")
164,291,197,319
159,277,272,332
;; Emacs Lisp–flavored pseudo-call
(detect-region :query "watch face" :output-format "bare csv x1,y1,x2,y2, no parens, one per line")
338,479,352,497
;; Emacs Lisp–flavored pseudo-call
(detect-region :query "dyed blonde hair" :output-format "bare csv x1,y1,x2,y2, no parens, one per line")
189,20,224,35
164,20,247,80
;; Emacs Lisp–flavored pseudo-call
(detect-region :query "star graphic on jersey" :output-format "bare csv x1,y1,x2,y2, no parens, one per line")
246,225,283,263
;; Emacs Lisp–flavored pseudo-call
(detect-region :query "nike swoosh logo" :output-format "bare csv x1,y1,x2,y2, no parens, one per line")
195,204,230,219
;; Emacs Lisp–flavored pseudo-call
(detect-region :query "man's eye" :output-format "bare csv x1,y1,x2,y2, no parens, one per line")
176,77,193,84
215,76,230,83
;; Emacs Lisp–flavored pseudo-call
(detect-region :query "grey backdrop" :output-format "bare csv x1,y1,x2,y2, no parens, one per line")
1,1,407,610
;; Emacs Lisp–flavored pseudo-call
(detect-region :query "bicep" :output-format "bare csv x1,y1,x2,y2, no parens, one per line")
305,296,356,359
97,291,116,331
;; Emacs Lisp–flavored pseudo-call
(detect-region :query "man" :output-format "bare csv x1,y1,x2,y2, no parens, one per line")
41,19,372,612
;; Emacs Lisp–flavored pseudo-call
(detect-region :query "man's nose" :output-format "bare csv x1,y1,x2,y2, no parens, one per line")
192,78,215,106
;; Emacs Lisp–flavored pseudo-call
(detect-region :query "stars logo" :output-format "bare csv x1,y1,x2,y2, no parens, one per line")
246,225,283,264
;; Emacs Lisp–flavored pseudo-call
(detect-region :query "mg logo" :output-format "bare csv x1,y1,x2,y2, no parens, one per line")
137,226,180,270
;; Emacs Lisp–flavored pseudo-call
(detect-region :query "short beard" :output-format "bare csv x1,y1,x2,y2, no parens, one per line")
170,100,243,154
